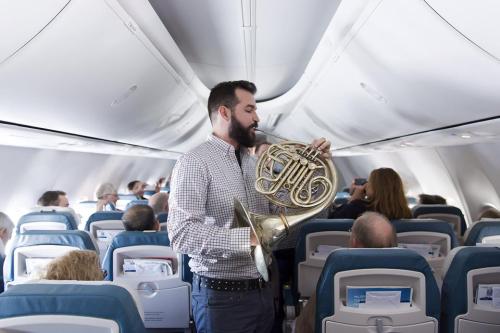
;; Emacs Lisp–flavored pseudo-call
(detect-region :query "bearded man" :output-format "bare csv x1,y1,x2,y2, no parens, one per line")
167,80,331,333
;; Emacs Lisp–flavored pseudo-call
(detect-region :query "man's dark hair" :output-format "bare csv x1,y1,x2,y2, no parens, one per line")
419,193,447,205
122,205,157,231
207,81,257,123
38,190,66,206
127,180,139,191
352,212,397,248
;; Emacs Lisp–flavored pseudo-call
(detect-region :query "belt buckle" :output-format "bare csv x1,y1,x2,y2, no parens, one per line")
258,278,264,289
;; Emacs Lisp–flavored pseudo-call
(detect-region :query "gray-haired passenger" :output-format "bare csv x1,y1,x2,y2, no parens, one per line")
95,183,119,212
148,192,169,215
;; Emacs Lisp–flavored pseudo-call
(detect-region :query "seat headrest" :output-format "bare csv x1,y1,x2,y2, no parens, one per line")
6,231,96,282
125,200,149,210
102,231,170,280
315,248,440,333
157,212,168,223
0,283,146,333
464,221,500,246
293,219,354,302
412,205,466,235
17,211,78,233
84,211,124,231
441,246,500,333
392,219,459,248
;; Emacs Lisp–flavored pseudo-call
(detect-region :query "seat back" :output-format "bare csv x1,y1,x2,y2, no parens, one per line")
316,248,439,333
441,246,500,333
4,231,96,285
85,212,124,231
125,200,148,210
17,211,78,233
85,212,124,262
393,219,457,279
116,194,137,211
295,219,354,299
102,231,191,329
0,282,146,333
157,212,168,223
412,204,467,236
464,221,500,246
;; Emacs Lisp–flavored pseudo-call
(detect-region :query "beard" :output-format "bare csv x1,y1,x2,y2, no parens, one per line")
228,114,257,148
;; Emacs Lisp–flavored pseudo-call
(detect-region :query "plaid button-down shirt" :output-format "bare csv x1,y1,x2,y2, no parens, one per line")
167,135,270,279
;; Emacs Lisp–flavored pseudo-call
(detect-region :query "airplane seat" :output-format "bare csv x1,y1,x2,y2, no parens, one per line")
463,220,500,246
393,219,458,281
143,190,156,197
0,282,146,333
412,204,467,237
116,194,137,211
3,230,96,287
85,211,124,262
295,219,354,305
157,212,168,223
125,200,149,210
441,246,500,333
17,211,78,233
316,248,440,333
102,231,191,329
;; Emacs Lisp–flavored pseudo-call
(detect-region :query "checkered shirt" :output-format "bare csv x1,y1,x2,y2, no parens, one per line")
167,135,270,279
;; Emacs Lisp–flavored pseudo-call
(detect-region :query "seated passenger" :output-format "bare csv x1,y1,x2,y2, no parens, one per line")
122,205,160,232
418,193,447,205
329,167,412,220
37,190,69,207
295,212,397,333
478,205,500,220
0,212,14,257
43,250,104,281
148,192,169,215
95,183,120,212
127,180,147,200
31,190,81,225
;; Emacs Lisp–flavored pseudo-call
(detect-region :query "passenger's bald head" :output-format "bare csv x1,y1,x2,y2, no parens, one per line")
350,212,396,248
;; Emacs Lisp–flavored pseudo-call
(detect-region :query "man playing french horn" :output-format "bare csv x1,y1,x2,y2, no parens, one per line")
167,80,333,333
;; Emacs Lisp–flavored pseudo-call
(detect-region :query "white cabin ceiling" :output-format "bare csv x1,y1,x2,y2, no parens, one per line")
0,0,499,156
148,0,342,101
270,0,500,152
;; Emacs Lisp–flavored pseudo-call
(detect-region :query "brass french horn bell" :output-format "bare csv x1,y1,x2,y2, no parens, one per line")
234,130,337,281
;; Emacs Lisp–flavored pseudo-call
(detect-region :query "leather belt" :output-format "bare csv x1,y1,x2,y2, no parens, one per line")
193,273,267,291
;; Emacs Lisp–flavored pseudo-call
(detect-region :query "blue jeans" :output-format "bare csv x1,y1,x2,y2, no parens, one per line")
192,277,275,333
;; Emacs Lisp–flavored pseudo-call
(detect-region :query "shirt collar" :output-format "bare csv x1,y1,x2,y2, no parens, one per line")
208,134,236,154
208,134,250,157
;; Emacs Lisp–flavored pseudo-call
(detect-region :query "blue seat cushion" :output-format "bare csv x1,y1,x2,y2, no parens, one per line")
392,219,459,248
464,221,500,246
315,248,440,333
157,212,168,223
102,231,170,280
17,212,78,233
0,283,145,333
125,200,148,210
412,205,466,236
6,230,96,281
85,211,124,231
441,247,500,333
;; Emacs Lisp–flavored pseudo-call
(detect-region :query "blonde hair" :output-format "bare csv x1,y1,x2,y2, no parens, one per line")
44,250,103,281
367,168,412,220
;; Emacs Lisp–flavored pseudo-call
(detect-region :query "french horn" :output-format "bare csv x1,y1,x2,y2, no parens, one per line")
234,130,337,281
